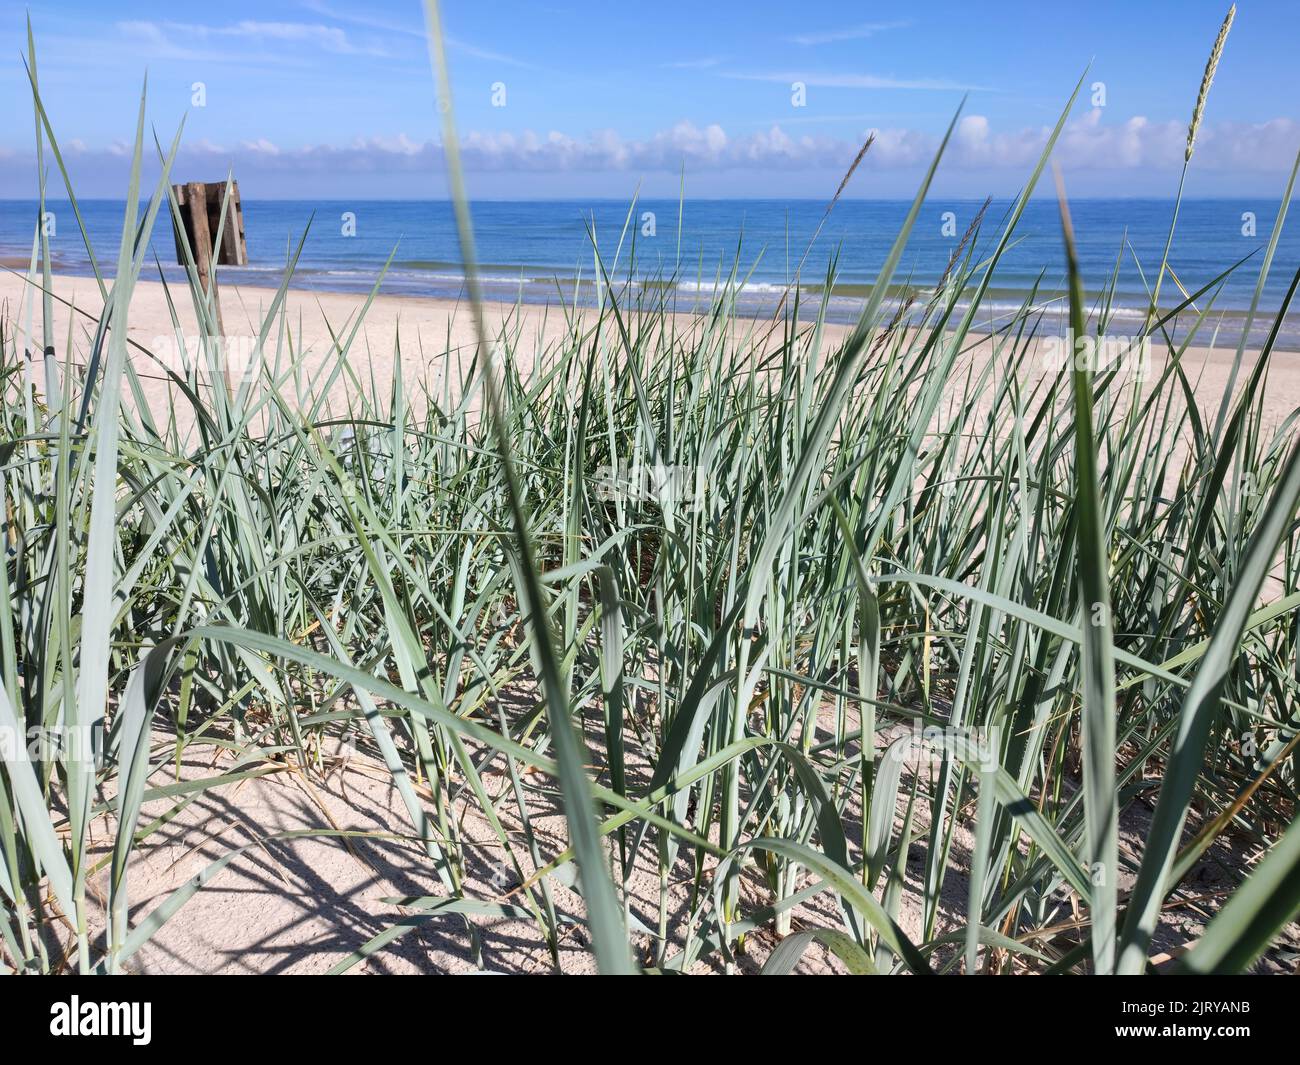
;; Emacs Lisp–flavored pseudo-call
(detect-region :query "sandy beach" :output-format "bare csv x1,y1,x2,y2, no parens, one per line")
4,269,1299,435
1,269,847,420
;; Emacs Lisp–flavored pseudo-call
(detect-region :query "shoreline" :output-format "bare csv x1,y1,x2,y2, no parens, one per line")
6,264,1295,344
6,191,1299,351
6,256,1292,337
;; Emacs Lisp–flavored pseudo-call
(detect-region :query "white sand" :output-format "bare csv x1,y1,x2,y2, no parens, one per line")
4,270,1297,434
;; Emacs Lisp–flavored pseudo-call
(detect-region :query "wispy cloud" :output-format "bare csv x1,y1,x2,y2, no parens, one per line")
789,21,911,46
445,37,537,69
663,57,726,69
298,0,423,37
299,0,536,68
116,19,389,58
724,71,990,92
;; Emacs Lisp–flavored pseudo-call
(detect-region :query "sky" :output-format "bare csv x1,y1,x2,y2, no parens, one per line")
1,0,1298,199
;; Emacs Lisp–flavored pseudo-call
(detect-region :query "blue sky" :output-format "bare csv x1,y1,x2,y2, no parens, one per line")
2,1,1298,198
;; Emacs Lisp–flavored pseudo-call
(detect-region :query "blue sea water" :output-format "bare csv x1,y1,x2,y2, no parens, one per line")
1,198,1297,345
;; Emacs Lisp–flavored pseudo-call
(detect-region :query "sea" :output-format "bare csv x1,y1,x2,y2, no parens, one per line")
1,198,1297,348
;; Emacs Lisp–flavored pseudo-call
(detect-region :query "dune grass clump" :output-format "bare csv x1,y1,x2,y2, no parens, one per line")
1,8,1299,974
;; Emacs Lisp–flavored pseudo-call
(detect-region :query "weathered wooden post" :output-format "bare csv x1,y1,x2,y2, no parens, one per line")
172,180,248,393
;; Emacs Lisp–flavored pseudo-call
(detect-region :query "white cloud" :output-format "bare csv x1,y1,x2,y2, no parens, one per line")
789,22,911,46
945,111,1300,173
115,19,388,58
664,57,726,69
444,36,537,69
299,0,423,38
298,1,535,67
15,114,1300,185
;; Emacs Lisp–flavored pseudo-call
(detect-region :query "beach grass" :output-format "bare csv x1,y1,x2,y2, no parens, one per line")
2,6,1299,974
